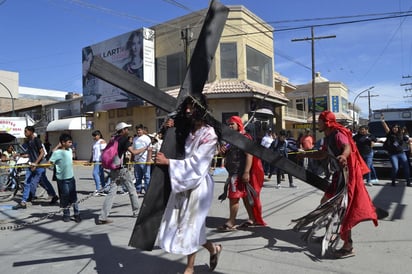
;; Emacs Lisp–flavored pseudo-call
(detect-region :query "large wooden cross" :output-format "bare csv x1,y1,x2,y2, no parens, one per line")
88,0,330,251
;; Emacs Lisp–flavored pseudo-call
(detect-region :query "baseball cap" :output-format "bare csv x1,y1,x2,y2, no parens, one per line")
115,122,132,131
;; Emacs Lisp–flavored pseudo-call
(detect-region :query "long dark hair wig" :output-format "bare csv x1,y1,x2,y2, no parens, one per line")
173,95,221,156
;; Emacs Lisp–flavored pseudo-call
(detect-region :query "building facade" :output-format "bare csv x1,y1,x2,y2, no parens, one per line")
2,5,355,159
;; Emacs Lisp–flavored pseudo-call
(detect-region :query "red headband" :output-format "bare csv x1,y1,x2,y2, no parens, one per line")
319,110,338,128
227,116,244,133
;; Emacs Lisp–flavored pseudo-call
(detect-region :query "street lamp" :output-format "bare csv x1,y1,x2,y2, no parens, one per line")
352,86,375,128
0,81,15,116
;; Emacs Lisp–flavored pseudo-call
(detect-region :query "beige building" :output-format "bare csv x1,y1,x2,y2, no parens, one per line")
92,5,289,143
285,72,352,139
1,5,354,159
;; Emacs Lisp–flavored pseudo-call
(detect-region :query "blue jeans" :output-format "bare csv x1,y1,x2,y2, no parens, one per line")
134,164,151,193
362,151,374,183
57,177,79,217
92,162,105,191
39,171,57,197
99,168,139,220
22,167,45,203
389,152,411,184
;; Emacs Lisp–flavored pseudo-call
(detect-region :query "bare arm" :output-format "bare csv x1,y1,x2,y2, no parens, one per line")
336,143,351,167
381,114,390,134
128,146,151,157
241,153,253,183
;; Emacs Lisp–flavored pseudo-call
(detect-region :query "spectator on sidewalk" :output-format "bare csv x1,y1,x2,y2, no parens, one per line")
381,114,411,187
260,129,274,175
87,130,107,195
353,125,379,186
133,124,152,194
299,128,315,170
269,130,296,188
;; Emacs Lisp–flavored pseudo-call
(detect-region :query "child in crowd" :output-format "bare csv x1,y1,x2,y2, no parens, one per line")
49,133,81,222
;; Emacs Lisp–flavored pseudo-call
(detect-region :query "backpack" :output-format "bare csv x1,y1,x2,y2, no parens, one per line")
101,135,122,169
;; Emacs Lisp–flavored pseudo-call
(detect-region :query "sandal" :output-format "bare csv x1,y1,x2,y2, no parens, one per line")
209,244,222,271
333,247,355,259
217,224,236,232
237,221,254,229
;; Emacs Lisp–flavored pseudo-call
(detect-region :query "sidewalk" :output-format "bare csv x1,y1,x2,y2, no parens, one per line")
0,165,411,274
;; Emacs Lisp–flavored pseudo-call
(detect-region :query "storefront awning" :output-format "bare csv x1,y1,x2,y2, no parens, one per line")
254,108,274,116
46,117,86,132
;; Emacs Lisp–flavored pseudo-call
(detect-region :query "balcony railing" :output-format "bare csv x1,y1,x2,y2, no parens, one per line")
284,106,307,121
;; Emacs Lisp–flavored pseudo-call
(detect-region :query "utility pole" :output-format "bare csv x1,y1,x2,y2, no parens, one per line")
181,26,193,66
291,27,335,140
359,91,379,122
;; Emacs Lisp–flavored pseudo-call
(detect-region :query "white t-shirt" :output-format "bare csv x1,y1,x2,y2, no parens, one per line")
92,139,106,162
260,134,274,148
133,134,151,163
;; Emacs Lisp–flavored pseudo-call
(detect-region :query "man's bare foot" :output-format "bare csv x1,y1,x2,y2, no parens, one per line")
210,244,222,271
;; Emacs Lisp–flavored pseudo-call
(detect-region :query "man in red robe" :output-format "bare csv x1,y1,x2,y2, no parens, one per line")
218,116,265,230
298,110,378,258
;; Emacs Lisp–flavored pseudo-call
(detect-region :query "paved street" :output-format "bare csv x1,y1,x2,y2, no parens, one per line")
0,164,411,274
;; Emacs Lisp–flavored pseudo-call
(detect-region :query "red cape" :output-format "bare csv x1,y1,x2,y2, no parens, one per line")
327,125,378,241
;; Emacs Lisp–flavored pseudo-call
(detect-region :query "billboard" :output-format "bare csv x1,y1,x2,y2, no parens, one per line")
308,96,328,113
0,117,34,138
82,27,155,112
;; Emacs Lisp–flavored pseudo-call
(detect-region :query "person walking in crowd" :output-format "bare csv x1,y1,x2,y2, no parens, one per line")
353,125,379,186
155,95,222,274
33,133,60,201
13,126,58,210
97,122,146,224
133,124,152,194
381,114,411,187
298,110,378,258
218,116,266,231
269,130,297,188
49,133,81,222
148,132,161,163
88,130,107,196
299,128,315,170
260,129,274,175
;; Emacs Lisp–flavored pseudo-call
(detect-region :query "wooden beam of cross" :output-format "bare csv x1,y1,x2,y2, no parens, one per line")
90,55,330,192
88,0,329,251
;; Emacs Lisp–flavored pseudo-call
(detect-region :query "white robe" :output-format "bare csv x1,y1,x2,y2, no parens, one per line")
158,125,217,255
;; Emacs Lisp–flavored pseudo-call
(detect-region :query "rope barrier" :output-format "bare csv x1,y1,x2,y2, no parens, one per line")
0,150,321,170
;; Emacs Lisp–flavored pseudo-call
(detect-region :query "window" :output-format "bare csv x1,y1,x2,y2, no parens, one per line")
296,98,306,111
156,52,186,88
220,43,238,78
246,46,273,87
341,97,348,113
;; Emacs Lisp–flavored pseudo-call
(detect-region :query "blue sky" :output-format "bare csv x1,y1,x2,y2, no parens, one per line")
1,0,412,117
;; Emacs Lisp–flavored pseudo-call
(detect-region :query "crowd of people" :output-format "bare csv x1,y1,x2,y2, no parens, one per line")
6,107,411,271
